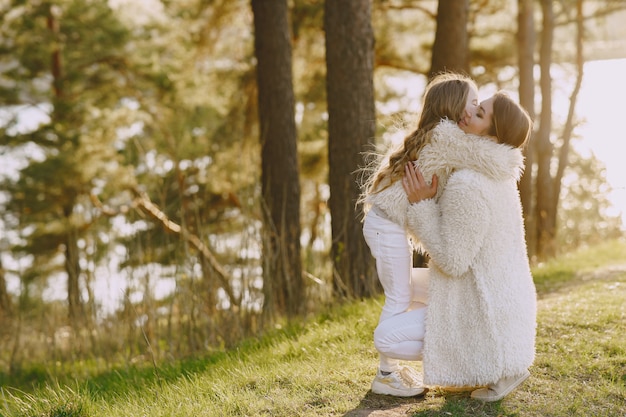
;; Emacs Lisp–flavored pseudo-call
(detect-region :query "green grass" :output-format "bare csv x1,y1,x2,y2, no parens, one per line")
2,239,626,416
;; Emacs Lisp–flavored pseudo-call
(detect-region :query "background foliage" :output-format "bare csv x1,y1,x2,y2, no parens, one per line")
0,0,624,374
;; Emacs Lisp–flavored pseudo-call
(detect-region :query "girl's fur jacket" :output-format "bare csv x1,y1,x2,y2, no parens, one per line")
405,121,537,386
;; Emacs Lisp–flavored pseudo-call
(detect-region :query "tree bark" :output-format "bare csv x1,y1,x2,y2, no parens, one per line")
49,6,84,324
535,0,556,258
64,223,84,323
325,0,378,299
430,0,469,77
251,0,304,318
517,0,536,255
0,258,12,317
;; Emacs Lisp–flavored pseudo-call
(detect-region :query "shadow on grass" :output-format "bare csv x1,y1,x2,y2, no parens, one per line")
342,389,516,417
341,389,429,417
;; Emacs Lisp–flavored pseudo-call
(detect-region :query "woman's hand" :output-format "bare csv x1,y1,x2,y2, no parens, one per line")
402,163,438,204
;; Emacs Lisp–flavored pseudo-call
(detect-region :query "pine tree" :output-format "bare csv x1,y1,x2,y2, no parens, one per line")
0,0,133,327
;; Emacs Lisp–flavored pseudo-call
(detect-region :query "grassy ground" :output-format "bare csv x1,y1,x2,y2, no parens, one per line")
2,240,626,416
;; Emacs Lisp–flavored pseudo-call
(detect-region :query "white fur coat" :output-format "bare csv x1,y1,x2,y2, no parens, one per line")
365,120,523,233
406,122,537,387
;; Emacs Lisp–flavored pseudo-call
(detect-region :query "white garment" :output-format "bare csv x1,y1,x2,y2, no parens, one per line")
365,119,522,237
362,119,514,373
363,207,414,372
374,302,426,362
363,209,430,370
363,120,535,386
407,122,537,387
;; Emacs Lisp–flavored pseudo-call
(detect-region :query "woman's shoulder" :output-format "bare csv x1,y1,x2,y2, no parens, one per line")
447,169,518,201
446,168,499,192
448,168,486,183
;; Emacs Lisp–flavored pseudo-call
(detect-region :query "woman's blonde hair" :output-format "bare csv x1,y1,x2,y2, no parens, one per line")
365,72,476,195
488,91,532,149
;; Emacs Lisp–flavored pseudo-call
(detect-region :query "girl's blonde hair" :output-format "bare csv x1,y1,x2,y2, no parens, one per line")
365,72,476,196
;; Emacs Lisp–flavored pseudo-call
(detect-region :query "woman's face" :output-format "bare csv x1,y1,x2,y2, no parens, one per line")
459,96,495,137
457,87,479,131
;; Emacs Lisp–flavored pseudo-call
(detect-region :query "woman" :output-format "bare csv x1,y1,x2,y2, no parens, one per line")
402,92,537,401
361,72,485,397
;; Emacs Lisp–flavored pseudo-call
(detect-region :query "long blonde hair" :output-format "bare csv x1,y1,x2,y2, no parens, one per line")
365,72,476,196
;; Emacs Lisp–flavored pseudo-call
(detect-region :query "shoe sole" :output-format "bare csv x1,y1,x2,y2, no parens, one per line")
471,370,530,402
371,382,427,397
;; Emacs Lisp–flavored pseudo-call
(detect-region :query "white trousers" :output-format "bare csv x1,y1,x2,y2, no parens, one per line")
363,208,426,372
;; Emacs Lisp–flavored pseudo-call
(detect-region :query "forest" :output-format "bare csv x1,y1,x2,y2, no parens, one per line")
0,0,625,373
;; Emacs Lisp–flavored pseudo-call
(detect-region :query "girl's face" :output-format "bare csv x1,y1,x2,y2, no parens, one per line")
459,96,495,138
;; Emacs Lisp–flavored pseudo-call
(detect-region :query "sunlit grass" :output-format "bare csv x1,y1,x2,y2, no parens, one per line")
1,239,625,416
532,237,626,294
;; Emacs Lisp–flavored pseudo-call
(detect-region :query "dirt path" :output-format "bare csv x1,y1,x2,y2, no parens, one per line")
343,404,416,416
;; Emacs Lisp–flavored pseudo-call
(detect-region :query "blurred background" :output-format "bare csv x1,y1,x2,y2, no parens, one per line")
0,0,624,373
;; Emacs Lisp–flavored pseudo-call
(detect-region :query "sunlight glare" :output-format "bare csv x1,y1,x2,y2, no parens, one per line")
575,59,626,228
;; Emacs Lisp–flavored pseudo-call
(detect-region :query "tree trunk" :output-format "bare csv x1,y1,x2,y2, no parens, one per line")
430,0,469,77
550,0,584,230
48,5,85,326
65,225,84,324
535,0,556,258
251,0,304,318
47,5,63,98
325,0,378,299
0,258,12,317
517,0,536,256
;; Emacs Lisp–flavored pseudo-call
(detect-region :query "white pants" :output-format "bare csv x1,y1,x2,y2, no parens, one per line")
363,208,427,372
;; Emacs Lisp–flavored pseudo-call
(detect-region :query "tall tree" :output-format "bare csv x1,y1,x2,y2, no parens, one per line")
430,0,469,77
517,0,536,247
251,0,304,318
324,0,377,299
1,0,132,326
535,0,555,258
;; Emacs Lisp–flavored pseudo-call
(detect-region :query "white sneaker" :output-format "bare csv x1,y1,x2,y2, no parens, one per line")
401,365,424,385
470,369,530,402
371,366,426,397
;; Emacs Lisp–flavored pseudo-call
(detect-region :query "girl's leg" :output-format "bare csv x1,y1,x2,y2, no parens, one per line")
363,210,413,373
370,306,428,397
374,307,427,362
363,210,413,322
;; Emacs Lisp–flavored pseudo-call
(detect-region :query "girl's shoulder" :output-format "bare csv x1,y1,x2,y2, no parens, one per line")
431,119,465,143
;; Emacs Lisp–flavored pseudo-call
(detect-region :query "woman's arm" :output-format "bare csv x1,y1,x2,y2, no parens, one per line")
403,164,491,277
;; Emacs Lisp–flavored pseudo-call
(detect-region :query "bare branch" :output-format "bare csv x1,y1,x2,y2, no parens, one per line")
130,186,240,308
